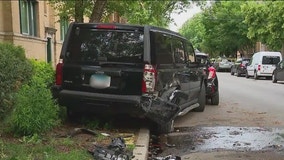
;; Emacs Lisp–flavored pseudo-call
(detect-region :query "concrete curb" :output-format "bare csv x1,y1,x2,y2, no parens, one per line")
133,128,150,160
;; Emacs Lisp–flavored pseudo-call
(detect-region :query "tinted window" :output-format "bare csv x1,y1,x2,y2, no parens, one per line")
186,42,195,63
262,56,280,65
151,32,173,64
66,28,144,63
196,55,208,64
172,38,186,64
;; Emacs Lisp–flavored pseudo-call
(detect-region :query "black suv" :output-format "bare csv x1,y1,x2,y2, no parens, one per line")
52,23,206,133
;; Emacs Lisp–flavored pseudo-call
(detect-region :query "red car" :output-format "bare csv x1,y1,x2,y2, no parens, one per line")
196,53,219,105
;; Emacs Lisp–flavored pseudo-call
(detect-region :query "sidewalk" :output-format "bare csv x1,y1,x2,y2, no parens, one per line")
133,128,150,160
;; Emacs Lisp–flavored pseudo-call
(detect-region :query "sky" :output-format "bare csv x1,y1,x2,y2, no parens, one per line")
169,4,203,32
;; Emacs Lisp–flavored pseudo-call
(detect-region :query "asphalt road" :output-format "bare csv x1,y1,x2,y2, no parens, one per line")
220,73,284,118
175,72,284,128
162,72,284,160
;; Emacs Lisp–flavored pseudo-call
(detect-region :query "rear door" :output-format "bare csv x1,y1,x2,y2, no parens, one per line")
61,24,145,95
261,55,281,74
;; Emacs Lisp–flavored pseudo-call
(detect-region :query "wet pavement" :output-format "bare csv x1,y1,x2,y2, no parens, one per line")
163,126,284,155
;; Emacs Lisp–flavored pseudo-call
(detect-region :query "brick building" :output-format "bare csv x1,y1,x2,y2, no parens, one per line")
0,0,125,67
0,0,63,67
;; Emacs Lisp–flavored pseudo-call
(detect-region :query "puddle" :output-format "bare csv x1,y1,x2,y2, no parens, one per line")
167,126,284,152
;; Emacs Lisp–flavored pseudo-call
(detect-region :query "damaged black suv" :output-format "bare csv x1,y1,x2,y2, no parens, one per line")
52,23,206,133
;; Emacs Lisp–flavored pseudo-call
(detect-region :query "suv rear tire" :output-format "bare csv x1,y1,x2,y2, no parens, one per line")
245,71,249,78
230,69,234,75
254,71,258,80
211,91,219,105
237,70,241,77
272,73,277,83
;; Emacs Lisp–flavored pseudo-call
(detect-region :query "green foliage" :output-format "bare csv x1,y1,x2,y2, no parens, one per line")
0,42,33,119
242,1,284,51
81,117,100,129
107,0,191,27
180,13,205,51
0,139,91,160
180,1,255,57
29,60,55,87
81,117,113,130
49,0,194,27
18,134,42,144
7,60,60,136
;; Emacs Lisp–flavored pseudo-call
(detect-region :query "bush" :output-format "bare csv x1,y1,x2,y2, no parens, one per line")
7,60,60,136
0,43,33,119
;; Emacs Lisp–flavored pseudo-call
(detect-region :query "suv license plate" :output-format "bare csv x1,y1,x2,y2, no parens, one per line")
90,74,111,89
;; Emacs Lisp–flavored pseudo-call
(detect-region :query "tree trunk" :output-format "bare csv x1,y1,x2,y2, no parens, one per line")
89,0,108,23
75,0,84,22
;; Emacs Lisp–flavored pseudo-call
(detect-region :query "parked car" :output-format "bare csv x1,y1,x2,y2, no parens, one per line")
214,58,234,72
272,59,284,83
52,22,206,133
230,58,250,77
246,51,282,79
196,52,219,105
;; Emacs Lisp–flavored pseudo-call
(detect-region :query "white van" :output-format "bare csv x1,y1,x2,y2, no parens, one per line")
246,51,282,79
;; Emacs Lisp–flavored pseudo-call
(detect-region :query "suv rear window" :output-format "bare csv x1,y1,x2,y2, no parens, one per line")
262,56,280,65
65,28,144,64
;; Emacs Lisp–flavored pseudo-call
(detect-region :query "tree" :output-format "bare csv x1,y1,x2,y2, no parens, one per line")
179,13,205,51
242,1,284,53
49,0,199,27
49,0,106,22
180,1,255,57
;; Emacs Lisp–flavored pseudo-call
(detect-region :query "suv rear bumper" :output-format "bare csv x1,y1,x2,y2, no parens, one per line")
57,89,143,115
59,90,141,105
52,87,179,125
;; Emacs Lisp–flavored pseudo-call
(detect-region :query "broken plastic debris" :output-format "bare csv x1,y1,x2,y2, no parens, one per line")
89,137,133,160
165,142,176,148
152,155,181,160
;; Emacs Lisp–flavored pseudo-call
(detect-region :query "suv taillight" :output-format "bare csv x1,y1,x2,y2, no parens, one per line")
258,64,261,71
55,60,63,85
142,64,157,93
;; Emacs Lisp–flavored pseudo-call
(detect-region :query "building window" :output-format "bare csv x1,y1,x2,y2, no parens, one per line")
60,19,69,41
19,0,37,36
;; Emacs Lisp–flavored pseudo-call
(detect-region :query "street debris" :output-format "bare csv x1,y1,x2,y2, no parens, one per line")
56,127,135,160
69,128,98,137
165,142,176,148
55,127,98,138
148,134,181,160
152,155,181,160
101,132,111,137
88,137,133,160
